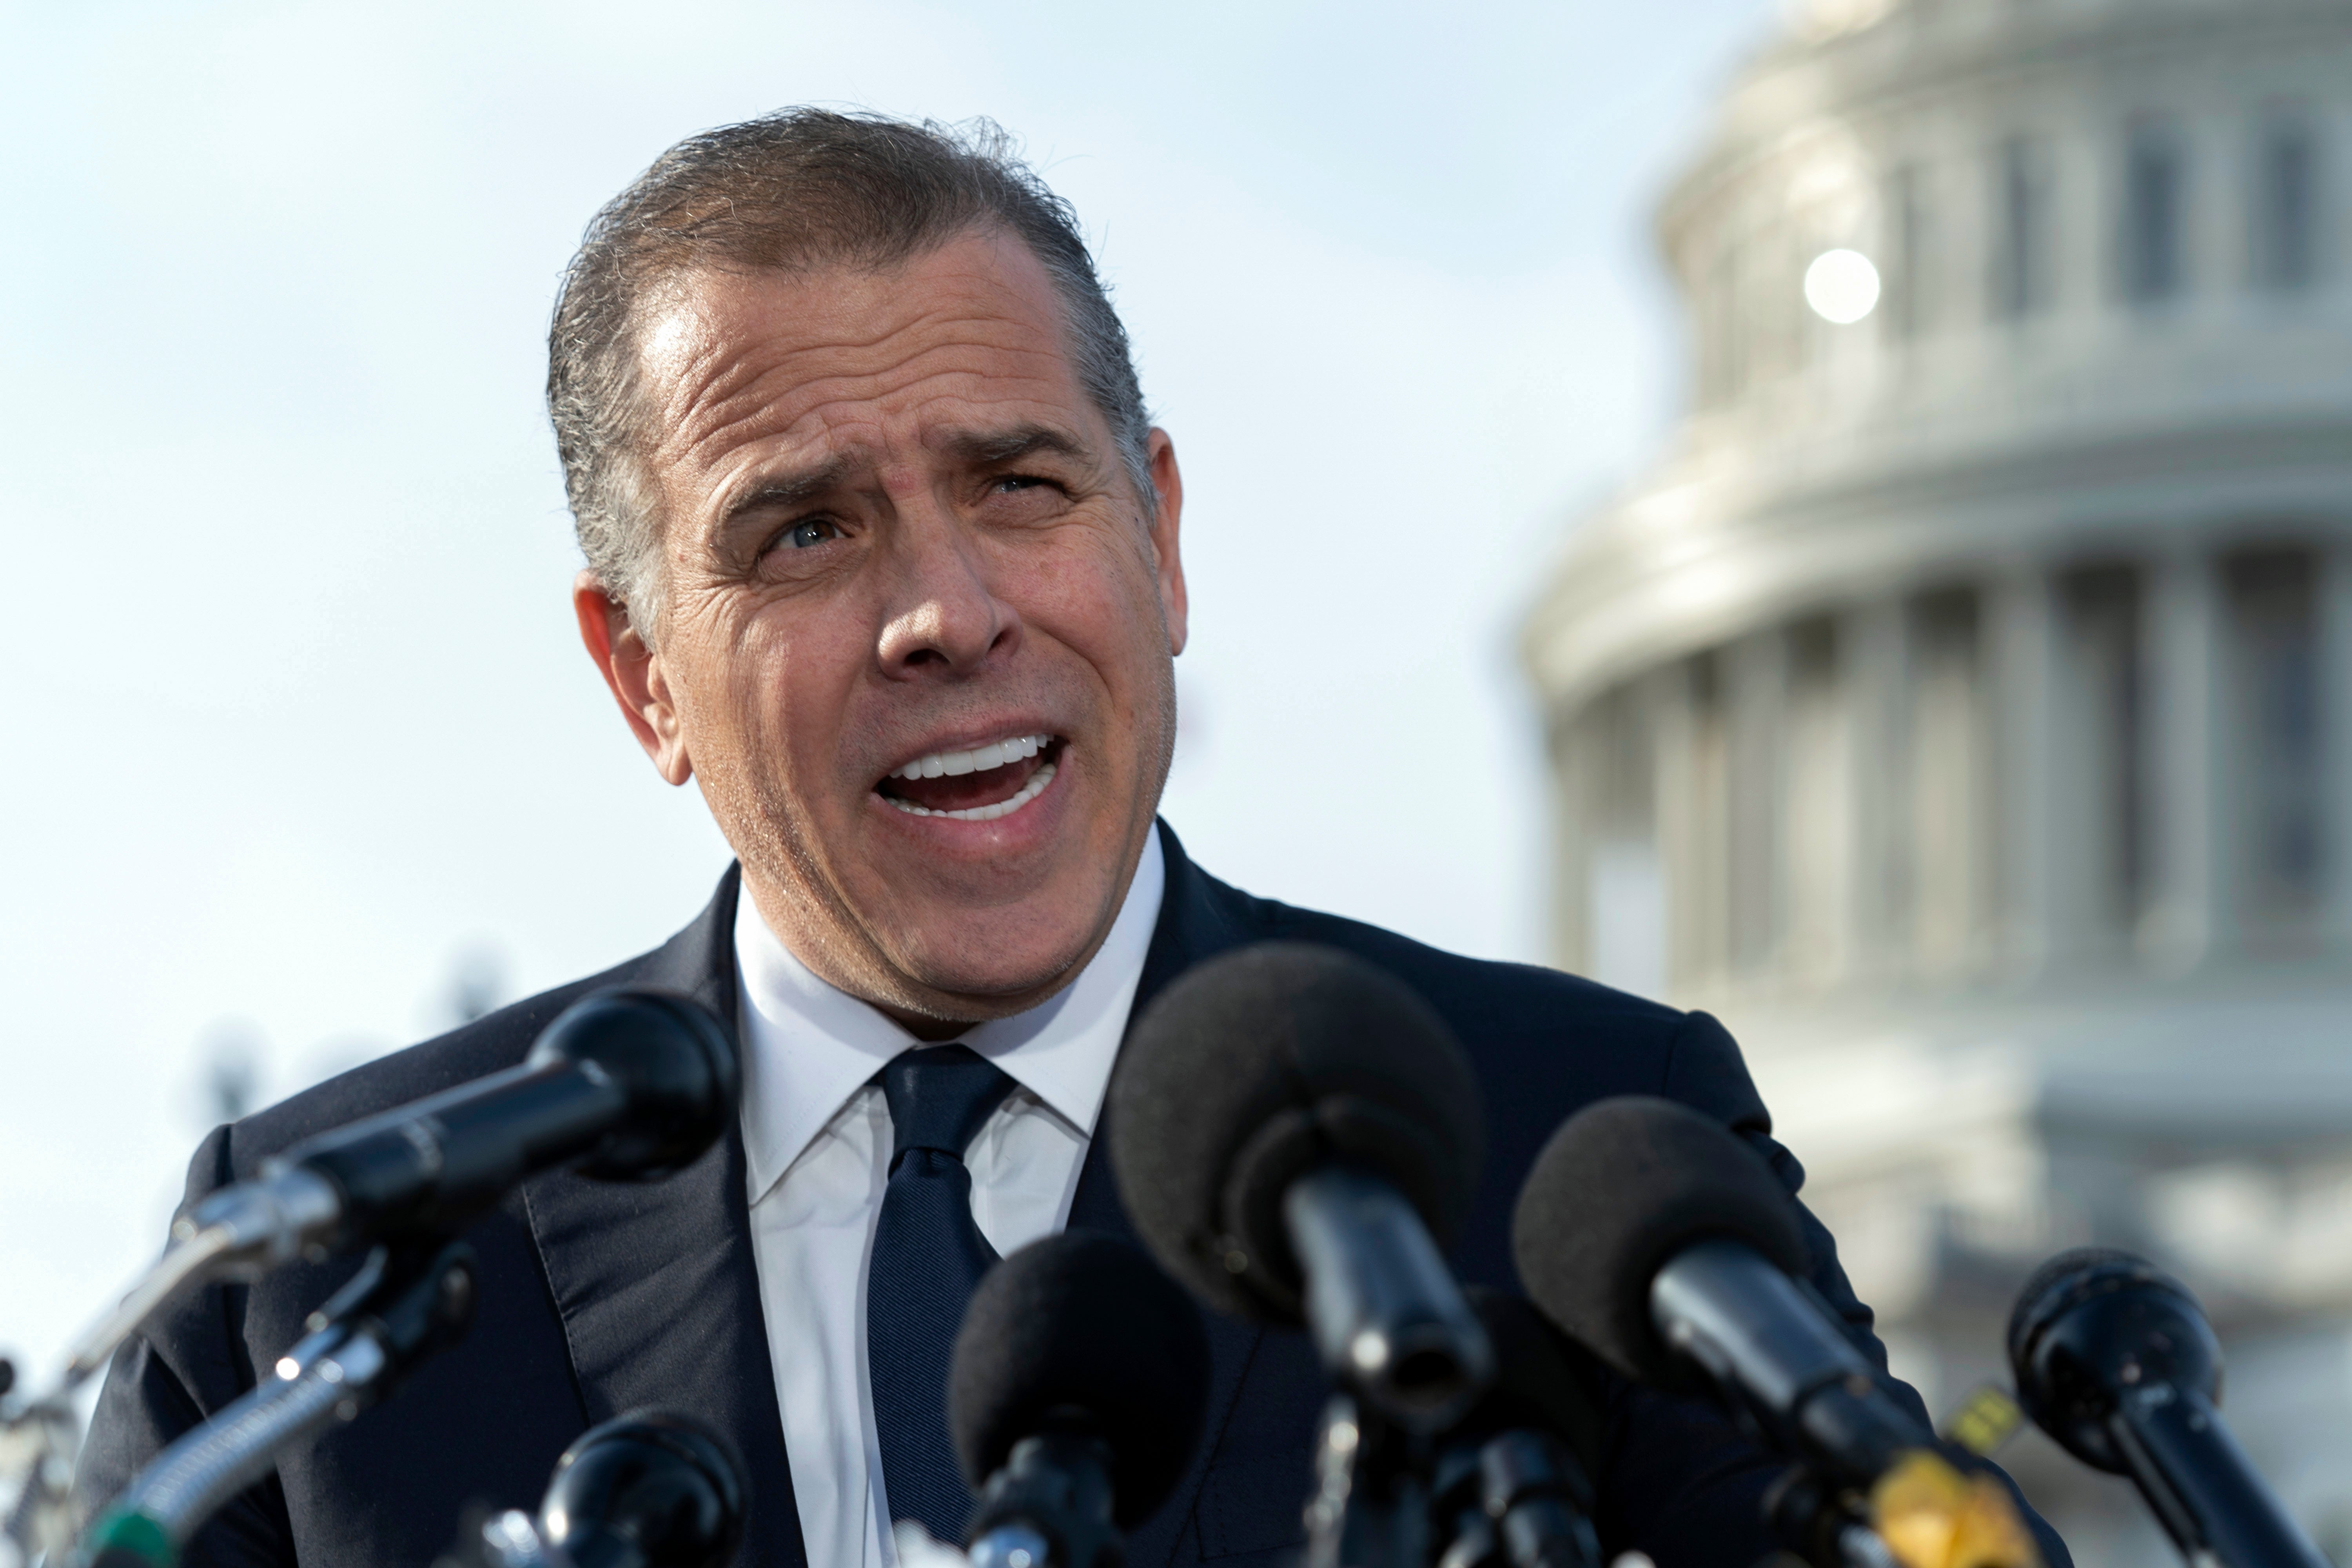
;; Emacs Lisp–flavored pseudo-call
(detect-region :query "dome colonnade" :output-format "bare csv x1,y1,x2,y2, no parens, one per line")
1524,0,2352,1008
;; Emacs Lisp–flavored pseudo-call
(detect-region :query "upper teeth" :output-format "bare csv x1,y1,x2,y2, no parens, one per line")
891,733,1049,780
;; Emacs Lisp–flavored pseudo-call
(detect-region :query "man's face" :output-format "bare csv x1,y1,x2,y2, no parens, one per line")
576,229,1186,1027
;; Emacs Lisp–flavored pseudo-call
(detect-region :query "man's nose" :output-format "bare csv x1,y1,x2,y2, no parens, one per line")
873,508,1019,677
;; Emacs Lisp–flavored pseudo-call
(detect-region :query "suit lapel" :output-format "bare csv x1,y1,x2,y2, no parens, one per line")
1070,821,1273,1568
520,866,809,1568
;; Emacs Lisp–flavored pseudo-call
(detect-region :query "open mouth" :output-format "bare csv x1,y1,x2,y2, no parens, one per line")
875,732,1062,822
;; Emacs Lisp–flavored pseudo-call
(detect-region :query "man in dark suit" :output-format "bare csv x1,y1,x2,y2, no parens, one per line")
78,110,2065,1568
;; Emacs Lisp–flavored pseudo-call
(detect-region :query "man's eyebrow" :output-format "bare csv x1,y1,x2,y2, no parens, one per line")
940,425,1096,467
718,456,854,529
713,427,1096,536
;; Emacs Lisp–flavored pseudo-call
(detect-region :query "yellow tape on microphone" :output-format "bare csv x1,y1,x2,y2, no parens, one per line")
1869,1448,2043,1568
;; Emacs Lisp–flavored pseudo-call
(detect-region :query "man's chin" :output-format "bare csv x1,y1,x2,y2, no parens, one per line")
869,905,1116,1021
885,946,1095,1022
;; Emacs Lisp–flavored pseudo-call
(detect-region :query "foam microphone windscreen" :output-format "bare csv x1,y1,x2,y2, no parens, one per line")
1459,1287,1608,1477
1510,1096,1806,1387
1108,941,1485,1319
947,1230,1212,1529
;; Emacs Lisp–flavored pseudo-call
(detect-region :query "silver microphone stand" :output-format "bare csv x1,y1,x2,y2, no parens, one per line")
76,1237,474,1568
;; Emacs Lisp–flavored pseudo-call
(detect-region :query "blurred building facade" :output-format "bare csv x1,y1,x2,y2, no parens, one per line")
1519,0,2352,1559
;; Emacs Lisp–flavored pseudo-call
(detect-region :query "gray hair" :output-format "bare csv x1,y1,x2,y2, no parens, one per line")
546,109,1156,637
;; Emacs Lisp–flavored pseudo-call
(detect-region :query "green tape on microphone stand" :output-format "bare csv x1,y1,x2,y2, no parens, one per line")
83,1506,177,1568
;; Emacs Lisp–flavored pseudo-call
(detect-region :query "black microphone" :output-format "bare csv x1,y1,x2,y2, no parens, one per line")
161,987,735,1287
66,988,739,1389
947,1231,1212,1568
2009,1248,2327,1568
1107,942,1493,1429
1511,1097,2041,1568
1428,1290,1607,1568
538,1410,746,1568
437,1408,747,1568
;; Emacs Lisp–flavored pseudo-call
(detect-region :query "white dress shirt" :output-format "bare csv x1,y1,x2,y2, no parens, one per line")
733,834,1166,1568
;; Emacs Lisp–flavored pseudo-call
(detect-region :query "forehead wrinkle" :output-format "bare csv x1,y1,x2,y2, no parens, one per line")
646,328,767,478
694,273,1059,384
645,256,1098,533
678,335,1080,488
704,393,1086,532
741,312,1074,419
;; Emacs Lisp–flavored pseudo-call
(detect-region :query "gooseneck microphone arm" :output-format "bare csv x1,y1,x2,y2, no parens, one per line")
82,1238,478,1568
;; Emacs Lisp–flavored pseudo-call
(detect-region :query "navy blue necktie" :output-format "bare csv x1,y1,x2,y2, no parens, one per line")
867,1043,1016,1542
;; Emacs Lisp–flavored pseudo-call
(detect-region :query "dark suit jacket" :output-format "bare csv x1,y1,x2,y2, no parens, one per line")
77,823,2065,1568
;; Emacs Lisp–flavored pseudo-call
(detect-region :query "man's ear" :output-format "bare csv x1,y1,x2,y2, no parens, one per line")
1145,428,1188,656
572,571,693,785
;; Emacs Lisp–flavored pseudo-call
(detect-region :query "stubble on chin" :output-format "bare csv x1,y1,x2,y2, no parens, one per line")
701,755,1069,1023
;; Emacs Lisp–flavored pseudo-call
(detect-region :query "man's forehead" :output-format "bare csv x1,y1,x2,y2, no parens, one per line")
641,231,1071,393
634,230,1093,472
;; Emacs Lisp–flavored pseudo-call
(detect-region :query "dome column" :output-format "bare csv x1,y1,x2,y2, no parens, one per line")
2320,544,2352,946
1726,628,1791,982
1843,597,1913,984
1545,705,1596,976
1991,566,2065,976
2141,544,2232,968
1642,660,1719,996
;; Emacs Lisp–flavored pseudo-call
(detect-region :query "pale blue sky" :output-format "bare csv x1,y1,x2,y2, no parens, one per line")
0,0,1772,1379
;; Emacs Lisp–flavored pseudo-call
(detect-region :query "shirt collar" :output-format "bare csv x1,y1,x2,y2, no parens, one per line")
733,831,1166,1205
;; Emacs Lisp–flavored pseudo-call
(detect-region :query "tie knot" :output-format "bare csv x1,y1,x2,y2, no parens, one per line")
880,1044,1015,1164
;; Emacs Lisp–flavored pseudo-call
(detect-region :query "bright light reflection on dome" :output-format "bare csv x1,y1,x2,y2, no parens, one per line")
1804,248,1881,324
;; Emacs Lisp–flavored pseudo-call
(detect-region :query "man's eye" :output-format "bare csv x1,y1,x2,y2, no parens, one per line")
782,519,843,549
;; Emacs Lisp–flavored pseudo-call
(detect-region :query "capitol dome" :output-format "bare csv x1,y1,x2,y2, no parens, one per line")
1521,0,2352,1559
